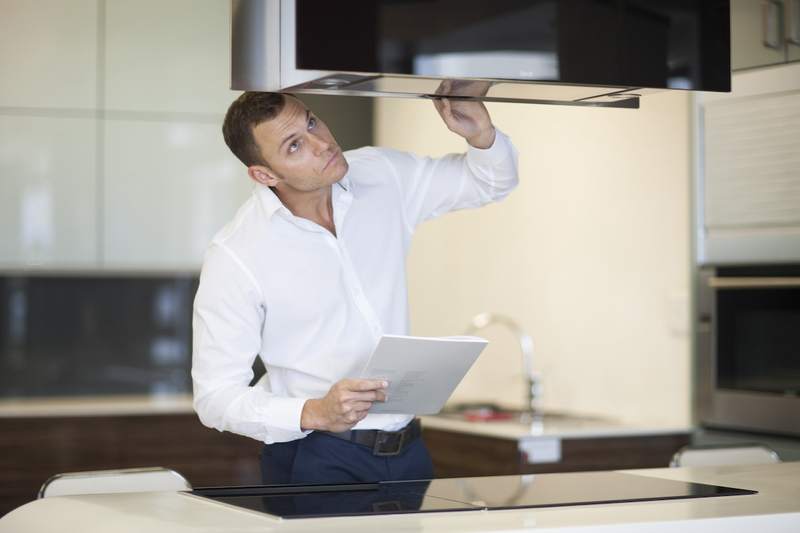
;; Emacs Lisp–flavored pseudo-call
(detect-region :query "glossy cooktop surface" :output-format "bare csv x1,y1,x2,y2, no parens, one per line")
191,471,756,520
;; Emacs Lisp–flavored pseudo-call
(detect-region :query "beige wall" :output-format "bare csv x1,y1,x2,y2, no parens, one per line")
375,92,693,427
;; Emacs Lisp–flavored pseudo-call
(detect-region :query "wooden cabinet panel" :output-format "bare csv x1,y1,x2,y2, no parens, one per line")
422,428,691,478
0,414,262,517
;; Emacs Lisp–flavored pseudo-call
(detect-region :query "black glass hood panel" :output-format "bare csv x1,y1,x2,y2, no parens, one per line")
296,0,731,93
192,471,755,519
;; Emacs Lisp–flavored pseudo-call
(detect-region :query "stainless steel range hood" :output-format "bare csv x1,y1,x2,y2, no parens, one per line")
232,0,731,108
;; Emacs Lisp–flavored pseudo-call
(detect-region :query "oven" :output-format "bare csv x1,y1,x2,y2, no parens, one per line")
696,265,800,437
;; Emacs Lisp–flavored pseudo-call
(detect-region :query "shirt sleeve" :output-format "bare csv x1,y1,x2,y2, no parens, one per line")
191,242,311,444
380,128,519,231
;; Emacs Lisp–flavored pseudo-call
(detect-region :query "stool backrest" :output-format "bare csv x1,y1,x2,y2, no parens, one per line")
669,443,781,468
39,467,192,498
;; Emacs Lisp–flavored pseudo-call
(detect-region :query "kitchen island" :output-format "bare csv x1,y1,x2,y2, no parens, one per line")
0,396,691,516
2,462,798,532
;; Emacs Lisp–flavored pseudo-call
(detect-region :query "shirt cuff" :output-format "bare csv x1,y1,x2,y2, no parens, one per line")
260,396,312,434
466,128,512,167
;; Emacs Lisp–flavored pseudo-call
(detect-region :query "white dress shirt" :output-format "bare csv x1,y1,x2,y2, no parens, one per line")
192,129,519,444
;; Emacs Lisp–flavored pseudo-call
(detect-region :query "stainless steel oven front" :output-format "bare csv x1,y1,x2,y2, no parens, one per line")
696,265,800,437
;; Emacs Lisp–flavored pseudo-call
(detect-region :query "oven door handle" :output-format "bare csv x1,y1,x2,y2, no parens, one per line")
708,277,800,289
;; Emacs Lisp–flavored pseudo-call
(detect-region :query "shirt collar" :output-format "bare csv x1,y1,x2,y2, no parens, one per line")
255,175,353,220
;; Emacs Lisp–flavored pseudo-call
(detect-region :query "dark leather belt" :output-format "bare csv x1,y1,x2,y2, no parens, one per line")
320,418,422,456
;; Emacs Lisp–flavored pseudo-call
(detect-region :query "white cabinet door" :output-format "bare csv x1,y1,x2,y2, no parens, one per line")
731,0,787,70
0,115,98,268
0,0,99,269
103,118,251,270
697,62,800,264
788,0,800,61
104,0,232,114
101,0,250,270
0,0,98,110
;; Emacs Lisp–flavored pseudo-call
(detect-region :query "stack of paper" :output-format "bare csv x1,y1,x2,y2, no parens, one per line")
359,334,488,415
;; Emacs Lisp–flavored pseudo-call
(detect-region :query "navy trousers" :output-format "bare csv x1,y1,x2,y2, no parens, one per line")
260,430,435,485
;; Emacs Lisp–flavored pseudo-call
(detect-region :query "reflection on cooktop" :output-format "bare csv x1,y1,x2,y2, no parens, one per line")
193,481,481,519
191,471,756,520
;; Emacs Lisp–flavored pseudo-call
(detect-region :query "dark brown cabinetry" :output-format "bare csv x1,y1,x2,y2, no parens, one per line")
0,414,262,517
1,415,690,517
423,427,691,477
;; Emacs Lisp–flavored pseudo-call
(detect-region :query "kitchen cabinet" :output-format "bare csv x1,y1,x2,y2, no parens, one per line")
0,116,98,269
791,1,800,61
422,427,690,477
731,0,800,70
100,0,250,269
0,413,263,518
104,0,232,115
0,0,98,110
1,2,375,271
0,410,690,518
0,0,99,269
102,119,250,269
694,61,800,264
0,1,238,270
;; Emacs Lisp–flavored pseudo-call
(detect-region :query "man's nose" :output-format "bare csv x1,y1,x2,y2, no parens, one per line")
309,133,332,155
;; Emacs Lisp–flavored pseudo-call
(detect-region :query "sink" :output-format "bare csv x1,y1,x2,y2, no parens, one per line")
436,403,608,426
437,403,605,425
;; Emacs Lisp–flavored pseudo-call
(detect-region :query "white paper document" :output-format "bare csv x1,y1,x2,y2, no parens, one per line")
359,334,488,415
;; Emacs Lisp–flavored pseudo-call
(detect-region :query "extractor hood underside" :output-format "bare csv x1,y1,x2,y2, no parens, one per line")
282,73,652,108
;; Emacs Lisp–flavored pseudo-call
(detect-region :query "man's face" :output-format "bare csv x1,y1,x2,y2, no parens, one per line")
250,97,348,193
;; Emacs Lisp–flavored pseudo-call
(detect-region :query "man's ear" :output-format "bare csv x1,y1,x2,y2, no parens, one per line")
247,165,280,187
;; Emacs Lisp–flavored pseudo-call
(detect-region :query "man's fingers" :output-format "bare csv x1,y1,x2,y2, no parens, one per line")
432,97,446,119
343,390,386,403
349,401,373,412
440,98,454,121
345,378,388,392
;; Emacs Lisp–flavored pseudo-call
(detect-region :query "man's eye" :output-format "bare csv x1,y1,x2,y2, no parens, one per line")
288,141,299,153
308,117,317,129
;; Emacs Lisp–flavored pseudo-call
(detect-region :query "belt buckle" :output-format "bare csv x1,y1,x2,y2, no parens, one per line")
372,429,405,456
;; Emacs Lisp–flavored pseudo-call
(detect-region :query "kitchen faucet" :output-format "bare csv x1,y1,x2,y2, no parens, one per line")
464,312,541,414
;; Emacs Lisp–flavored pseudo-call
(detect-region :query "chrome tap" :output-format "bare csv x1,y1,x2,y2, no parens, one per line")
465,312,541,413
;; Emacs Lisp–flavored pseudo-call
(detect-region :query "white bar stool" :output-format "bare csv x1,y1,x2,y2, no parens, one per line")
38,467,192,498
669,443,781,468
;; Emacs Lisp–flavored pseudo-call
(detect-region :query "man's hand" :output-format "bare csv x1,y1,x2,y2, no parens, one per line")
432,80,496,149
300,378,388,433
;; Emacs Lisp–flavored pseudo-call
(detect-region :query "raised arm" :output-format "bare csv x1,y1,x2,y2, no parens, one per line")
374,82,519,230
432,79,496,149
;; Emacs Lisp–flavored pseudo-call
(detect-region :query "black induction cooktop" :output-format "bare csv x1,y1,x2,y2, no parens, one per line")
191,471,756,520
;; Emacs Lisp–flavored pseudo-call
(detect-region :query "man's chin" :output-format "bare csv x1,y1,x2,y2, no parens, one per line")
331,159,349,182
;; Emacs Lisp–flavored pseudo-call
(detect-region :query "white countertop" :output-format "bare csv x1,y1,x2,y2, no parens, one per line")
0,395,194,417
2,462,798,532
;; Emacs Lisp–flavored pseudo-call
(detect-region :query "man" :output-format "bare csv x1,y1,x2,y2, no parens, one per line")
192,87,518,485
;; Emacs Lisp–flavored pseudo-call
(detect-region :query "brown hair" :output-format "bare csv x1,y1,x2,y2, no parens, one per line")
222,92,286,167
